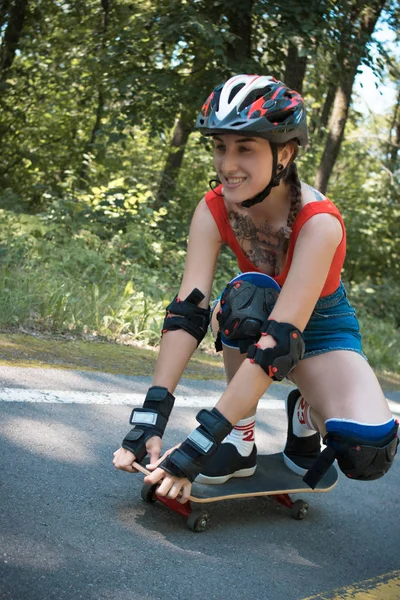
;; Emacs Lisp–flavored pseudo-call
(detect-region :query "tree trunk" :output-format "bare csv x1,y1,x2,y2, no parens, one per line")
388,87,400,172
79,0,109,187
225,0,254,66
0,0,28,83
153,112,194,210
154,1,255,210
314,0,386,194
79,88,105,185
284,41,307,94
320,83,337,129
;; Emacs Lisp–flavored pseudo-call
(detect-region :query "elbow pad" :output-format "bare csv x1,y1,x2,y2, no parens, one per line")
162,288,210,346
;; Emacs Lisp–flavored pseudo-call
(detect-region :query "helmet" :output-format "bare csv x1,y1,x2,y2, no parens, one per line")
195,74,308,146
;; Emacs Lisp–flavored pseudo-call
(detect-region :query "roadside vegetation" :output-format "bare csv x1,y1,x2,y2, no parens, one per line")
0,1,399,382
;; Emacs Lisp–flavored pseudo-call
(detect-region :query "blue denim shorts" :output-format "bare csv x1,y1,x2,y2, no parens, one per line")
302,281,366,360
212,280,366,361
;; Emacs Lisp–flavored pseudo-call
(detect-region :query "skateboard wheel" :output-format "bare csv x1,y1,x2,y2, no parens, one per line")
186,510,210,532
291,499,309,520
141,483,158,504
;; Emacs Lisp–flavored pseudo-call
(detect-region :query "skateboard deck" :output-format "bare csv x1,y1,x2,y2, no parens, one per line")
134,452,338,531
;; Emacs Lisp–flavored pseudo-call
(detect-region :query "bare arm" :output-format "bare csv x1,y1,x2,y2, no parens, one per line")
144,213,343,498
214,213,343,424
152,197,222,394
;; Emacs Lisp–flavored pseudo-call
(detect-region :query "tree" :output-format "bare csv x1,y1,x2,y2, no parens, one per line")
314,0,387,194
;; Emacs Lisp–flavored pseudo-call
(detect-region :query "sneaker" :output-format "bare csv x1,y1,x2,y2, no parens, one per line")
283,389,321,476
194,443,257,485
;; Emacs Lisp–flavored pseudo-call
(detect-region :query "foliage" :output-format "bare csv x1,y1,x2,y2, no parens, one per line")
0,1,399,374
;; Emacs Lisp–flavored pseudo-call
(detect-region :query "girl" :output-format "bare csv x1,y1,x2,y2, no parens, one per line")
113,75,398,503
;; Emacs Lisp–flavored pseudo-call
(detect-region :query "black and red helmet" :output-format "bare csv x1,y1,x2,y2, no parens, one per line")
196,74,308,146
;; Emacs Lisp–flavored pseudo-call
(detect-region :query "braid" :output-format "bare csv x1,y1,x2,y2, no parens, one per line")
282,161,302,246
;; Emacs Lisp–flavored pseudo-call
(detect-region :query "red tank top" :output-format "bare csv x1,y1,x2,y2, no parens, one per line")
205,184,346,297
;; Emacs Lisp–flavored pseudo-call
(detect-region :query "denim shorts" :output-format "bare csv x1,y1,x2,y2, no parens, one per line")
302,281,366,360
211,280,366,361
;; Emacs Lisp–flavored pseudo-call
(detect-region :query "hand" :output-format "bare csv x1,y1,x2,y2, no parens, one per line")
113,435,162,472
144,446,192,504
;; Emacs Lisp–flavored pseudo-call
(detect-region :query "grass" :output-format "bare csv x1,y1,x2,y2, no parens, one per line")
0,332,226,380
0,331,399,392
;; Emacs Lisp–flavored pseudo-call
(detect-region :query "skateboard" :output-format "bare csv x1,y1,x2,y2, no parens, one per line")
133,452,338,532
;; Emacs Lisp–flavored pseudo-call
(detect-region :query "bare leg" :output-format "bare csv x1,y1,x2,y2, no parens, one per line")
291,350,393,437
212,300,259,419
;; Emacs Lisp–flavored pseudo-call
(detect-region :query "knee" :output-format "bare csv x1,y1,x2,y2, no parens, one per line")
325,418,399,481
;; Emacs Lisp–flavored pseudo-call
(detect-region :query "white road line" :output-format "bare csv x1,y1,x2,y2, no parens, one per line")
0,388,285,409
0,388,398,414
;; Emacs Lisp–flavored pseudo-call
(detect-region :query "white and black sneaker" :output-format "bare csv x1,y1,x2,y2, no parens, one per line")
283,389,321,476
195,443,257,485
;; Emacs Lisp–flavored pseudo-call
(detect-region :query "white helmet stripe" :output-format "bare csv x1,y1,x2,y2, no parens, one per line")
215,74,276,121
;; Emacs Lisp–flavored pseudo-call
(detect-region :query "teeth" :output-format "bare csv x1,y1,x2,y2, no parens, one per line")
226,178,245,184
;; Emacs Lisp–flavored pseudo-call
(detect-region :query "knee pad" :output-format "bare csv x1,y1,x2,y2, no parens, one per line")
217,272,280,353
325,418,399,481
303,418,399,489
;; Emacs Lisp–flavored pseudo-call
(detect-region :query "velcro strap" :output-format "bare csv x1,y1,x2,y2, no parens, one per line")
121,427,148,463
158,408,233,481
159,436,216,483
143,386,175,420
166,289,209,318
123,428,145,443
303,446,336,489
162,290,210,346
196,408,233,443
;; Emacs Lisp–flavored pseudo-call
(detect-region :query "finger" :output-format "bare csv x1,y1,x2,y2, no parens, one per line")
148,449,161,466
166,481,184,500
177,482,192,504
144,467,166,485
156,477,175,498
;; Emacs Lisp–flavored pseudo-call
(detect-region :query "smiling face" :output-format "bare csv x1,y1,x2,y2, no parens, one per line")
212,133,273,204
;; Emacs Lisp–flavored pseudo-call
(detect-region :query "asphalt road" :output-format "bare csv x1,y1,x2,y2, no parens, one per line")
1,367,399,600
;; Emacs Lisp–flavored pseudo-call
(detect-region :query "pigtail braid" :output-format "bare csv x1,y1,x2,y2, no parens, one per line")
282,162,302,245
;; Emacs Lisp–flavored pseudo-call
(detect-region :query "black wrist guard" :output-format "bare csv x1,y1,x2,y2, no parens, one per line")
159,408,233,482
162,288,210,346
121,386,175,463
247,320,305,381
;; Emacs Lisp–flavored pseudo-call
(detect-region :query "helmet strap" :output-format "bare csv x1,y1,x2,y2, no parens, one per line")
241,143,287,208
209,178,224,196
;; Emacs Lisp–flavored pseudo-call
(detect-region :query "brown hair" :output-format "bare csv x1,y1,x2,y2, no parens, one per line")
276,144,302,271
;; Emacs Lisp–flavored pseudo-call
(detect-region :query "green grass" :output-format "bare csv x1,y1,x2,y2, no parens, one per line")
0,332,399,392
0,209,398,388
0,332,226,380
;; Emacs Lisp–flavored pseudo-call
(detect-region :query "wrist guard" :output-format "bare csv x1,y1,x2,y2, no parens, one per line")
121,386,175,463
162,288,210,346
247,320,305,381
159,408,233,482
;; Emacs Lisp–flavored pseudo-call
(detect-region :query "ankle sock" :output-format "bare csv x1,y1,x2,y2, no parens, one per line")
222,414,256,457
293,396,317,437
